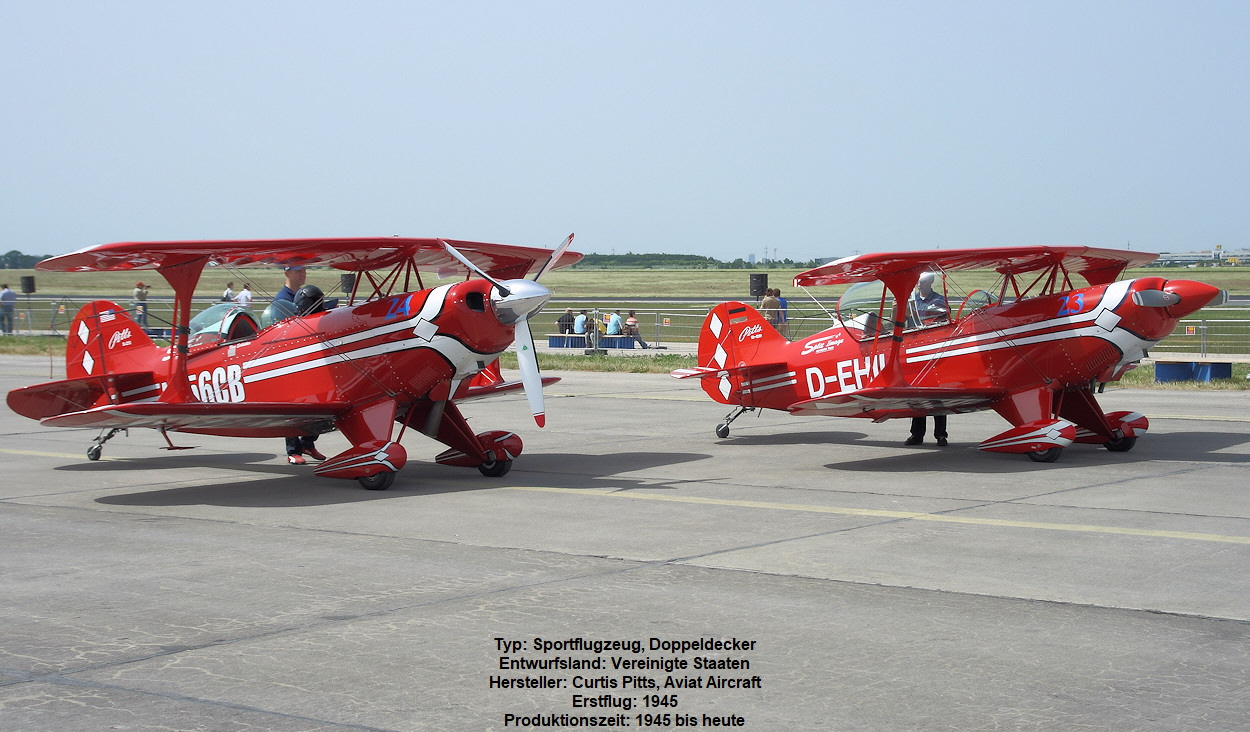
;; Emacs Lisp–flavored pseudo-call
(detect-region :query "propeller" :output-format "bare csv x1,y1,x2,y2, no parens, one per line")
440,234,575,427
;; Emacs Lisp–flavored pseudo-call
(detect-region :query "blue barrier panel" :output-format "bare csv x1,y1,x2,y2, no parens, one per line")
1154,362,1196,382
1155,361,1233,382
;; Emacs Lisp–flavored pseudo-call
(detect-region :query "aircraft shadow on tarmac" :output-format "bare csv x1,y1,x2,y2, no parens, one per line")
723,428,1250,474
89,450,713,508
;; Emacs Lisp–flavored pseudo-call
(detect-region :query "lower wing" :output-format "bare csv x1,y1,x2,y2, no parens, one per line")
788,386,1006,419
41,401,353,432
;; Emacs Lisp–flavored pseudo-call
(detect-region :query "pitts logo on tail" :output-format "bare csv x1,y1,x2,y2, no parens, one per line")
673,245,1224,463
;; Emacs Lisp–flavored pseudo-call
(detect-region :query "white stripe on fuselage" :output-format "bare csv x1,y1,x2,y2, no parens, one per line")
902,281,1151,366
238,285,499,385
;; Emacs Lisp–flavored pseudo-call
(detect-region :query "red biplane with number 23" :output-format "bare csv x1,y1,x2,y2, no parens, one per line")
672,246,1224,462
6,235,579,489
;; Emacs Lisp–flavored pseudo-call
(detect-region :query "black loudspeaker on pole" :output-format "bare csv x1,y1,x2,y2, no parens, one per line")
749,273,768,297
20,276,36,294
339,273,356,294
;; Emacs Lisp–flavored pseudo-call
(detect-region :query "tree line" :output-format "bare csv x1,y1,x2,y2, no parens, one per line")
2,250,52,269
574,253,823,269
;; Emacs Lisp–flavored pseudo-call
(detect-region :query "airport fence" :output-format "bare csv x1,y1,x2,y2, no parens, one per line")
4,296,1249,358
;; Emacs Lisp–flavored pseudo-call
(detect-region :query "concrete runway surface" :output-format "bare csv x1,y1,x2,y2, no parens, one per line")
2,354,1249,730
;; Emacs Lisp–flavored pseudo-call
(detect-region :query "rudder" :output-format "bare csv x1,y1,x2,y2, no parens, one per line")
692,301,789,405
66,300,159,379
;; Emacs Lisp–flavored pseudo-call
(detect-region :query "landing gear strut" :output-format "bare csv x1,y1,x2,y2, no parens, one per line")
87,428,126,461
715,406,755,438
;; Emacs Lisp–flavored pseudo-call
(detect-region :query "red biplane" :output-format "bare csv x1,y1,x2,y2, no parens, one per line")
672,246,1224,462
7,235,580,489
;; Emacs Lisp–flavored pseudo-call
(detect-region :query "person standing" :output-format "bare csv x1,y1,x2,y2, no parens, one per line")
776,290,790,339
0,283,16,335
222,281,235,301
274,266,324,465
625,310,649,348
760,288,781,327
906,415,948,446
911,272,947,325
234,284,252,308
132,282,150,328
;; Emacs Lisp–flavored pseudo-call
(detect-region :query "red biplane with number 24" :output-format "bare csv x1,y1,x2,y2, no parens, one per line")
672,246,1224,462
6,235,579,489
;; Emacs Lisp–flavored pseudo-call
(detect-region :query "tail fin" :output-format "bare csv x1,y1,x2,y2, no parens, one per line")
685,302,790,406
66,301,159,379
697,301,787,369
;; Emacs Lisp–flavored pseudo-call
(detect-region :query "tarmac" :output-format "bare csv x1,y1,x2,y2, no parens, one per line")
2,353,1250,730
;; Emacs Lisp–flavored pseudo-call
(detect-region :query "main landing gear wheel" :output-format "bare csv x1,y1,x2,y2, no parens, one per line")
357,471,395,491
478,459,513,478
87,444,103,461
715,423,730,439
1028,447,1063,463
1104,436,1137,452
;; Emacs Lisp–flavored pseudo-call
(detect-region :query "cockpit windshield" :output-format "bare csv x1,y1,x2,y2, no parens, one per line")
836,281,896,339
187,303,260,349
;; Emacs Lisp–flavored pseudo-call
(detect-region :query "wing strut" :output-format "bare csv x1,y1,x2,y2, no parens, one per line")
155,256,208,403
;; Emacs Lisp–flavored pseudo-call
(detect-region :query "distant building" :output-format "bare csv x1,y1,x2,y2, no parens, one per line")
1154,247,1249,266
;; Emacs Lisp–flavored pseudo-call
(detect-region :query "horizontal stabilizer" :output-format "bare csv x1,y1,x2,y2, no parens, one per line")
670,363,784,380
6,372,156,420
788,386,1005,418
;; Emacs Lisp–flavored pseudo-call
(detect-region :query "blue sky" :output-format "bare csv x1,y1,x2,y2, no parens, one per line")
2,1,1246,262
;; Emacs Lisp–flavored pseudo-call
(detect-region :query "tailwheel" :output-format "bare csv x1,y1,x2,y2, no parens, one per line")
357,471,396,491
1028,447,1063,463
87,427,125,461
1104,436,1137,453
478,459,513,478
715,406,754,438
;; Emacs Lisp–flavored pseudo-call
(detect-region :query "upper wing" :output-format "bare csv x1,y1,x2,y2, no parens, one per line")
788,386,1006,419
795,246,1158,289
37,236,582,281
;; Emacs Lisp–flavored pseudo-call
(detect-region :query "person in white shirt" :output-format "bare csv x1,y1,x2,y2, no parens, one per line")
235,285,252,307
222,281,235,301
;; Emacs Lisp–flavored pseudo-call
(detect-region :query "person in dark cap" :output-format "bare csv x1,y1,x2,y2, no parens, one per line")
273,265,326,465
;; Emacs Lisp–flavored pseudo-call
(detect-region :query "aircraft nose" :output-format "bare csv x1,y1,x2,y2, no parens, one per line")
1163,279,1226,318
492,279,552,325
